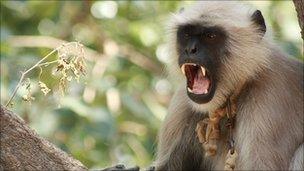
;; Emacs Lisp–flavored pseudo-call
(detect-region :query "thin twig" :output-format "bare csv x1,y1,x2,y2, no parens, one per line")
5,42,78,107
38,60,59,67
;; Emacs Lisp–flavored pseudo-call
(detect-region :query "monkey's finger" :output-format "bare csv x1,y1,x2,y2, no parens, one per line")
209,128,220,139
196,123,206,143
205,124,213,141
203,142,217,157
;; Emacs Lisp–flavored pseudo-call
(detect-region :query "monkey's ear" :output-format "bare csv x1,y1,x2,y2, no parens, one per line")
251,10,266,36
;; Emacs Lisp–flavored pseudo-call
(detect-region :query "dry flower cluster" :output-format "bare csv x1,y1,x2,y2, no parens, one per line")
5,42,86,107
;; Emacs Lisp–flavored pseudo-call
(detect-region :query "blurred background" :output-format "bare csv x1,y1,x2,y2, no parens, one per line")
0,1,302,169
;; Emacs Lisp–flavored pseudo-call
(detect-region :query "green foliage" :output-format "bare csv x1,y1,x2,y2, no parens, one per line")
0,1,302,169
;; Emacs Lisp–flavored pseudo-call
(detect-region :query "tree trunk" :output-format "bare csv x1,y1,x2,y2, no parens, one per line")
293,0,304,52
0,106,87,170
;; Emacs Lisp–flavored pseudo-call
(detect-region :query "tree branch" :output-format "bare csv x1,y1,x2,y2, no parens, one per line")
293,0,304,53
293,0,304,40
0,105,87,170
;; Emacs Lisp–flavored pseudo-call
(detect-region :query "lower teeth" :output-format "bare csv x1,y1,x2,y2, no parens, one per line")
187,87,208,94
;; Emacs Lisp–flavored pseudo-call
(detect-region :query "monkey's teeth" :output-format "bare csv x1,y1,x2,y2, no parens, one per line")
187,87,193,93
201,66,206,76
203,89,208,94
181,65,185,75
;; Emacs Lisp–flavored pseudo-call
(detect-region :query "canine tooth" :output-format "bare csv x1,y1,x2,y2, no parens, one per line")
181,64,185,75
187,87,193,93
201,66,206,76
203,89,208,94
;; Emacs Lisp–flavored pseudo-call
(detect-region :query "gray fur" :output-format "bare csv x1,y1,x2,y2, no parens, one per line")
155,1,304,170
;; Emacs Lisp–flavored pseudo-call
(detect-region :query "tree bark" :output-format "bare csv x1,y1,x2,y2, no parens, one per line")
0,105,87,171
293,0,304,52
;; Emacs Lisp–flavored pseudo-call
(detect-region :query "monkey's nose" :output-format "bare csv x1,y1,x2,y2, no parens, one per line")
185,43,198,55
190,47,197,54
185,47,197,54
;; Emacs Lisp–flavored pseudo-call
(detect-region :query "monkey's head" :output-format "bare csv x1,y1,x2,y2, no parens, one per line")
168,2,271,110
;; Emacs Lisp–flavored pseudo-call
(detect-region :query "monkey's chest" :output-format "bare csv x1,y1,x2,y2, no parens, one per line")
180,113,232,170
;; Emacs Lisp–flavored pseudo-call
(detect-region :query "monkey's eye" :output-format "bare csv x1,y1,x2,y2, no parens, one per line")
204,32,217,40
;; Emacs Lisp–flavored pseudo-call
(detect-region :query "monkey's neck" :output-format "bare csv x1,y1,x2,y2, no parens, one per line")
212,79,247,117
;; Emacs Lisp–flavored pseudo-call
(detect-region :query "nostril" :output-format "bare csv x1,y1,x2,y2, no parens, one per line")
185,47,197,55
190,47,197,54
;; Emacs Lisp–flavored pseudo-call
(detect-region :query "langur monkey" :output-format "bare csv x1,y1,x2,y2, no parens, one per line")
155,1,304,170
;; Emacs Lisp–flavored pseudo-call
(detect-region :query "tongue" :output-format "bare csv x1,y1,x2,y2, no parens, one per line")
192,70,210,94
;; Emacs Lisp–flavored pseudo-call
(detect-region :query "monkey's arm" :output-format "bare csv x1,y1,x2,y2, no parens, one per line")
155,87,206,171
155,87,191,169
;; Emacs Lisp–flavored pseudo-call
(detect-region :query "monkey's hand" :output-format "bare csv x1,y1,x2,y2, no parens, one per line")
196,107,226,157
195,117,219,156
196,118,209,143
204,116,220,157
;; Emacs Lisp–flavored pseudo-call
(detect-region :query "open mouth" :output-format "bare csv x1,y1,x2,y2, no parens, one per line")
181,63,211,95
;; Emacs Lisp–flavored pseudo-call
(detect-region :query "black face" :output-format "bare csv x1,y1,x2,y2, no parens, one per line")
176,24,228,104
